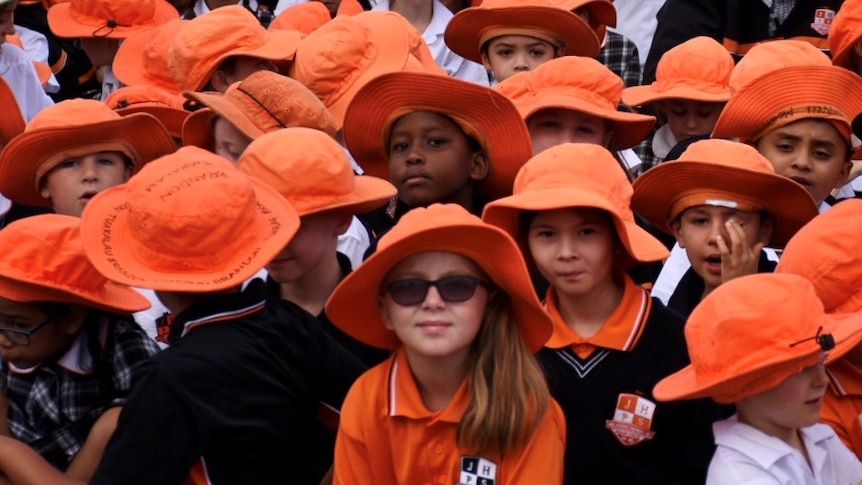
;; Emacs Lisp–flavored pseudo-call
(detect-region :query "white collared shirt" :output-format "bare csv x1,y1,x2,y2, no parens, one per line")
0,43,53,122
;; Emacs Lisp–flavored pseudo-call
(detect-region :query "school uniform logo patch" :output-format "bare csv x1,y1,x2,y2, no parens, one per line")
605,393,656,446
811,8,835,36
459,456,497,485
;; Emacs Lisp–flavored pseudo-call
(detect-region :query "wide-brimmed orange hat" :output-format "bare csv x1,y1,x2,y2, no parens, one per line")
631,139,818,247
237,128,395,216
0,77,24,149
777,199,862,314
444,0,600,65
112,19,185,94
47,0,177,39
0,99,176,208
268,1,331,33
497,56,655,151
0,214,150,313
829,0,862,69
181,70,337,150
325,203,553,350
167,6,302,92
654,273,862,404
622,36,733,107
727,40,831,95
343,71,533,200
483,143,668,267
106,85,188,141
290,11,444,130
79,146,300,292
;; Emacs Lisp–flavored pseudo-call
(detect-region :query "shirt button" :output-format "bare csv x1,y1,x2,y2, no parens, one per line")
438,475,446,484
435,444,444,454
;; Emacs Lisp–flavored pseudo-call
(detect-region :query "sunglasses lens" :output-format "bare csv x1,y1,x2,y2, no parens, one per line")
437,276,480,302
387,276,483,306
387,279,431,306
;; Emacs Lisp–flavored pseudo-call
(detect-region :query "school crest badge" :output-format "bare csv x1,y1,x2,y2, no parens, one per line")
459,456,497,485
605,393,656,446
811,8,836,36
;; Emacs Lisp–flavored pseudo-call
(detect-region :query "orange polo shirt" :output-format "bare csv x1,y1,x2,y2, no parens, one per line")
334,350,566,485
822,358,862,459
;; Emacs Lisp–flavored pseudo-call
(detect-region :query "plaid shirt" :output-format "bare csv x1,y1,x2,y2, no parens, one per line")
1,314,158,470
595,31,642,89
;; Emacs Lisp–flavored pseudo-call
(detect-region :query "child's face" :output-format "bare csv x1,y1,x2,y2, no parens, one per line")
212,117,252,164
380,251,490,365
266,212,351,285
526,108,613,155
754,119,851,205
480,35,558,83
40,151,132,217
527,207,617,300
388,111,488,209
80,37,121,67
657,100,724,144
0,297,80,369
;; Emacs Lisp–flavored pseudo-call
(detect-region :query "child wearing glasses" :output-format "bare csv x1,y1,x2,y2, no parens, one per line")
326,203,566,485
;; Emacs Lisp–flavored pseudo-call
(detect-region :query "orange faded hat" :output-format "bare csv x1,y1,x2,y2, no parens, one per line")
497,56,655,151
0,214,150,313
106,85,189,140
167,6,303,92
112,19,185,94
47,0,178,39
829,0,862,69
0,77,25,149
631,139,818,247
237,127,396,216
290,11,445,130
79,146,300,292
181,70,337,150
343,71,533,200
325,203,553,351
483,143,669,268
444,0,600,65
268,1,331,34
777,199,862,314
0,99,176,208
622,36,733,106
653,273,862,404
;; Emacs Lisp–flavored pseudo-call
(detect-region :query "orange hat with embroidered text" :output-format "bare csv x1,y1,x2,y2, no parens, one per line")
112,19,185,94
268,1,330,33
47,0,177,39
106,85,188,141
79,146,300,292
829,0,862,69
326,203,553,350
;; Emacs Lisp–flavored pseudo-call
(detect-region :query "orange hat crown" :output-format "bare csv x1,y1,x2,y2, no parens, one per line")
47,0,178,39
268,1,331,34
728,40,830,94
829,0,862,69
112,19,185,94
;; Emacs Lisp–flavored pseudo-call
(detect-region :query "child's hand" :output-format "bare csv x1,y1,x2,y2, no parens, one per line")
717,219,763,284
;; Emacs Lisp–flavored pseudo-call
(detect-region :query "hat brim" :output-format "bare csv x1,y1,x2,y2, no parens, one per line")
0,78,25,147
0,274,150,313
556,0,616,27
0,113,177,208
444,5,600,64
112,23,183,93
183,92,266,142
301,175,396,216
622,84,731,108
631,161,819,247
47,1,179,39
343,72,532,200
116,105,188,141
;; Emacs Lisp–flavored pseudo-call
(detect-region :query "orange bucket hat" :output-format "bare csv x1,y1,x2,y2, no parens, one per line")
167,5,303,92
268,1,331,34
622,36,734,107
653,273,862,404
181,70,337,150
829,0,862,70
630,139,818,247
0,77,25,149
727,40,830,94
290,11,445,131
112,19,185,94
47,0,178,39
0,99,176,208
496,56,655,151
79,146,300,292
482,143,669,268
444,0,600,65
237,127,396,216
553,0,616,29
0,214,150,313
343,71,533,200
106,85,189,141
777,199,862,314
325,203,553,351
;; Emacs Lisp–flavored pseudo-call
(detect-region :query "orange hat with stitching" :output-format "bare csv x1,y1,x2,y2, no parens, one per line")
727,40,831,94
622,36,733,107
444,0,600,65
829,0,862,69
497,56,655,151
181,70,337,150
552,0,616,39
326,203,553,351
0,77,25,149
47,0,177,39
631,139,818,247
290,11,445,131
777,198,862,314
237,127,396,216
167,6,303,92
343,71,533,200
654,273,862,403
483,143,669,268
268,1,330,34
0,214,150,313
0,99,176,208
106,85,188,141
112,19,185,94
79,146,300,292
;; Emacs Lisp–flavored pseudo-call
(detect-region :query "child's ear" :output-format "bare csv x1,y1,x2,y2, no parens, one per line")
480,50,493,72
334,213,353,236
554,45,566,58
837,160,853,189
378,296,395,331
61,305,88,336
39,185,51,201
209,69,231,93
758,215,774,246
469,151,490,182
602,129,614,149
669,218,686,248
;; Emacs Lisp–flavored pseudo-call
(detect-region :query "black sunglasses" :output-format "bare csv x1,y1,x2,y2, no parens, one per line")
386,275,489,306
0,315,56,346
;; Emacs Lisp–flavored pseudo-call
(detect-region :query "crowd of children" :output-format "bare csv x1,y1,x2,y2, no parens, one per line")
4,0,862,484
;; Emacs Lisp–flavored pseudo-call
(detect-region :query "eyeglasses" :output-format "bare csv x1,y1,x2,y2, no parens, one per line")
0,315,56,346
386,275,489,306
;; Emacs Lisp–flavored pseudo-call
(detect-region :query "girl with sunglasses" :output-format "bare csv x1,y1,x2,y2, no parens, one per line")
325,203,565,485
